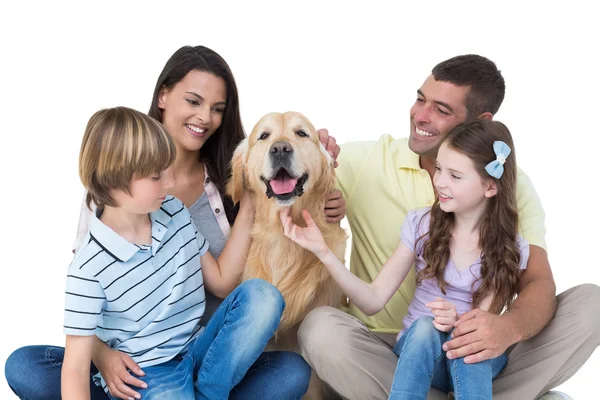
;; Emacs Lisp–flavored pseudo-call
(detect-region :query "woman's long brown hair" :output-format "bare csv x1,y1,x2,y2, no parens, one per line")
416,120,522,313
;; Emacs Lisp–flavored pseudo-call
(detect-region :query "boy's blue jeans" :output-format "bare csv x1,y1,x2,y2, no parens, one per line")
5,279,311,400
390,316,507,400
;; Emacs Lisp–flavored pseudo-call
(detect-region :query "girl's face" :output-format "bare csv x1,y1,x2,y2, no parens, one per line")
158,70,227,154
433,142,497,217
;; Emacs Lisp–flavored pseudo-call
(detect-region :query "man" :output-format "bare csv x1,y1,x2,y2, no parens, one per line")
300,54,600,400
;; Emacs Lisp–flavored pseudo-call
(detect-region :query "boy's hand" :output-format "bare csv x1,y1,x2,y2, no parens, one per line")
280,207,329,259
95,346,147,400
426,297,458,332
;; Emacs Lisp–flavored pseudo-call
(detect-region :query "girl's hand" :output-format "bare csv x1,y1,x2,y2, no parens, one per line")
93,344,147,400
280,207,329,259
426,297,458,332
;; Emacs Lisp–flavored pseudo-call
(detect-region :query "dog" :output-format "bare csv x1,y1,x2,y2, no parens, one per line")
226,111,346,346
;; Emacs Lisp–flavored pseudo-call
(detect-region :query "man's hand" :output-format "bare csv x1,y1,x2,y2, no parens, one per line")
318,128,340,168
443,308,518,364
325,189,346,223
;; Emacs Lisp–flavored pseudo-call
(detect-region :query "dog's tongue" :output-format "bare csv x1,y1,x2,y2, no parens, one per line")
270,176,297,195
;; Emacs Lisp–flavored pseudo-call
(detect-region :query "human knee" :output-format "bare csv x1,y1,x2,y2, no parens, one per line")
5,346,56,398
409,316,437,335
238,279,285,323
563,283,600,335
298,307,345,357
578,283,600,334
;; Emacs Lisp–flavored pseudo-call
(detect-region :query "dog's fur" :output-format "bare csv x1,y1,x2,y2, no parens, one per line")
227,112,346,342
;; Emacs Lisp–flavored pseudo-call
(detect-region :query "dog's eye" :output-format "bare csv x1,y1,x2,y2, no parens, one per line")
296,130,309,138
258,132,270,140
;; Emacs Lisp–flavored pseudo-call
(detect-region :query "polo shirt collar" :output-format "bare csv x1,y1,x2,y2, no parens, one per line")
89,205,175,262
396,139,423,171
89,209,140,262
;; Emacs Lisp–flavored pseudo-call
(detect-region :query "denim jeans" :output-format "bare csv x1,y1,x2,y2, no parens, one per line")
390,316,507,400
5,279,311,400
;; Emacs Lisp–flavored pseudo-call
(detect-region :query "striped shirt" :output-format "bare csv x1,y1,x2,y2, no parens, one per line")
73,164,230,252
64,196,209,390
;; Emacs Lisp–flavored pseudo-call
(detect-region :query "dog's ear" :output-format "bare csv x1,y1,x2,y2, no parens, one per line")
226,137,249,204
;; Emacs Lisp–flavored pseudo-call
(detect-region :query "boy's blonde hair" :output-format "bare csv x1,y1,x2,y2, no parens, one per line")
79,106,176,209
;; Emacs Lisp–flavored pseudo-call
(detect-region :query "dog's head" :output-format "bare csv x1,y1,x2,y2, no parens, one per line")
227,111,334,206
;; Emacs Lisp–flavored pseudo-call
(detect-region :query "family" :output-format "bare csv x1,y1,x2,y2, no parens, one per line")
4,45,599,400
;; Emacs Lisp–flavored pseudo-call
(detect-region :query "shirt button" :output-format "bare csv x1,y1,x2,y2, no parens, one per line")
215,208,220,213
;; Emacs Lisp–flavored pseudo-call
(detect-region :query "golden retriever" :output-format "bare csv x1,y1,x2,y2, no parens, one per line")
226,111,346,344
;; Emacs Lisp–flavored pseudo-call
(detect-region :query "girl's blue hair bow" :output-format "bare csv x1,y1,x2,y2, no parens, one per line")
485,141,511,179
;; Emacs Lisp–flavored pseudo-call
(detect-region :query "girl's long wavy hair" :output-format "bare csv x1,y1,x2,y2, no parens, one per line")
416,120,522,313
148,46,245,225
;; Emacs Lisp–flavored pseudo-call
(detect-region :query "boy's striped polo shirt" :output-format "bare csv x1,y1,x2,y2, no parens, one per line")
63,196,209,374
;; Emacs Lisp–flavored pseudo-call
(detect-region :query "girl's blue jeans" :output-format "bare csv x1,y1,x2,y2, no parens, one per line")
390,316,507,400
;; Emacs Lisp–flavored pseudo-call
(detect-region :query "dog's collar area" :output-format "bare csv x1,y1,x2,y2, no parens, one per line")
261,172,308,200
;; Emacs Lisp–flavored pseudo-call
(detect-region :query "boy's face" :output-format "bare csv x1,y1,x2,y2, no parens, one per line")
409,75,470,158
113,168,175,214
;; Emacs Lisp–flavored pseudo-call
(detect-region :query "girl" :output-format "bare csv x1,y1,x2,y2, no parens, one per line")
281,119,529,400
6,45,344,400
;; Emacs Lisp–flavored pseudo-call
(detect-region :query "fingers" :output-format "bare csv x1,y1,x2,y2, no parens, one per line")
280,208,293,237
454,308,480,327
317,128,340,167
433,320,452,332
302,209,316,227
122,355,144,377
317,128,330,147
426,301,452,310
433,314,456,325
464,349,495,364
445,337,485,360
107,380,141,400
325,189,346,222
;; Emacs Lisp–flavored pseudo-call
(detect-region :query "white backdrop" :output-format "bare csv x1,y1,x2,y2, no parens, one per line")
1,1,598,398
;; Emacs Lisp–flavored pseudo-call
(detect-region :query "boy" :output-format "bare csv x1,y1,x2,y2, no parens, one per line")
62,107,289,399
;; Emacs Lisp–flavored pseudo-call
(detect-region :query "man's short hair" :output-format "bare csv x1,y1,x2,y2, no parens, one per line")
432,54,505,118
79,106,176,209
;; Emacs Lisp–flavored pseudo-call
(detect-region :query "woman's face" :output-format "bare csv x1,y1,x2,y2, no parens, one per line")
158,70,227,154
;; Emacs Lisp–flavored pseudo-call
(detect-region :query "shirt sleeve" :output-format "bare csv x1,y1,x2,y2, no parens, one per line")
72,192,95,253
63,263,106,336
400,209,421,256
336,140,377,206
516,234,530,270
190,218,210,257
516,168,547,252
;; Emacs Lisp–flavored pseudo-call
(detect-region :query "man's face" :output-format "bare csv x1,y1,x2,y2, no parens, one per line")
409,75,470,158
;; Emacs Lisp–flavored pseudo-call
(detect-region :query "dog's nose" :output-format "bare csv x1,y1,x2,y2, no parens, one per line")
270,141,293,156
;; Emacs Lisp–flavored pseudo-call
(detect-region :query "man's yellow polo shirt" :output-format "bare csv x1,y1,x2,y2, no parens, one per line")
336,135,547,334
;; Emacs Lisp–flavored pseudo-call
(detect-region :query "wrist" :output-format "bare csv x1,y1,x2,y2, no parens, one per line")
317,247,333,263
499,313,523,345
